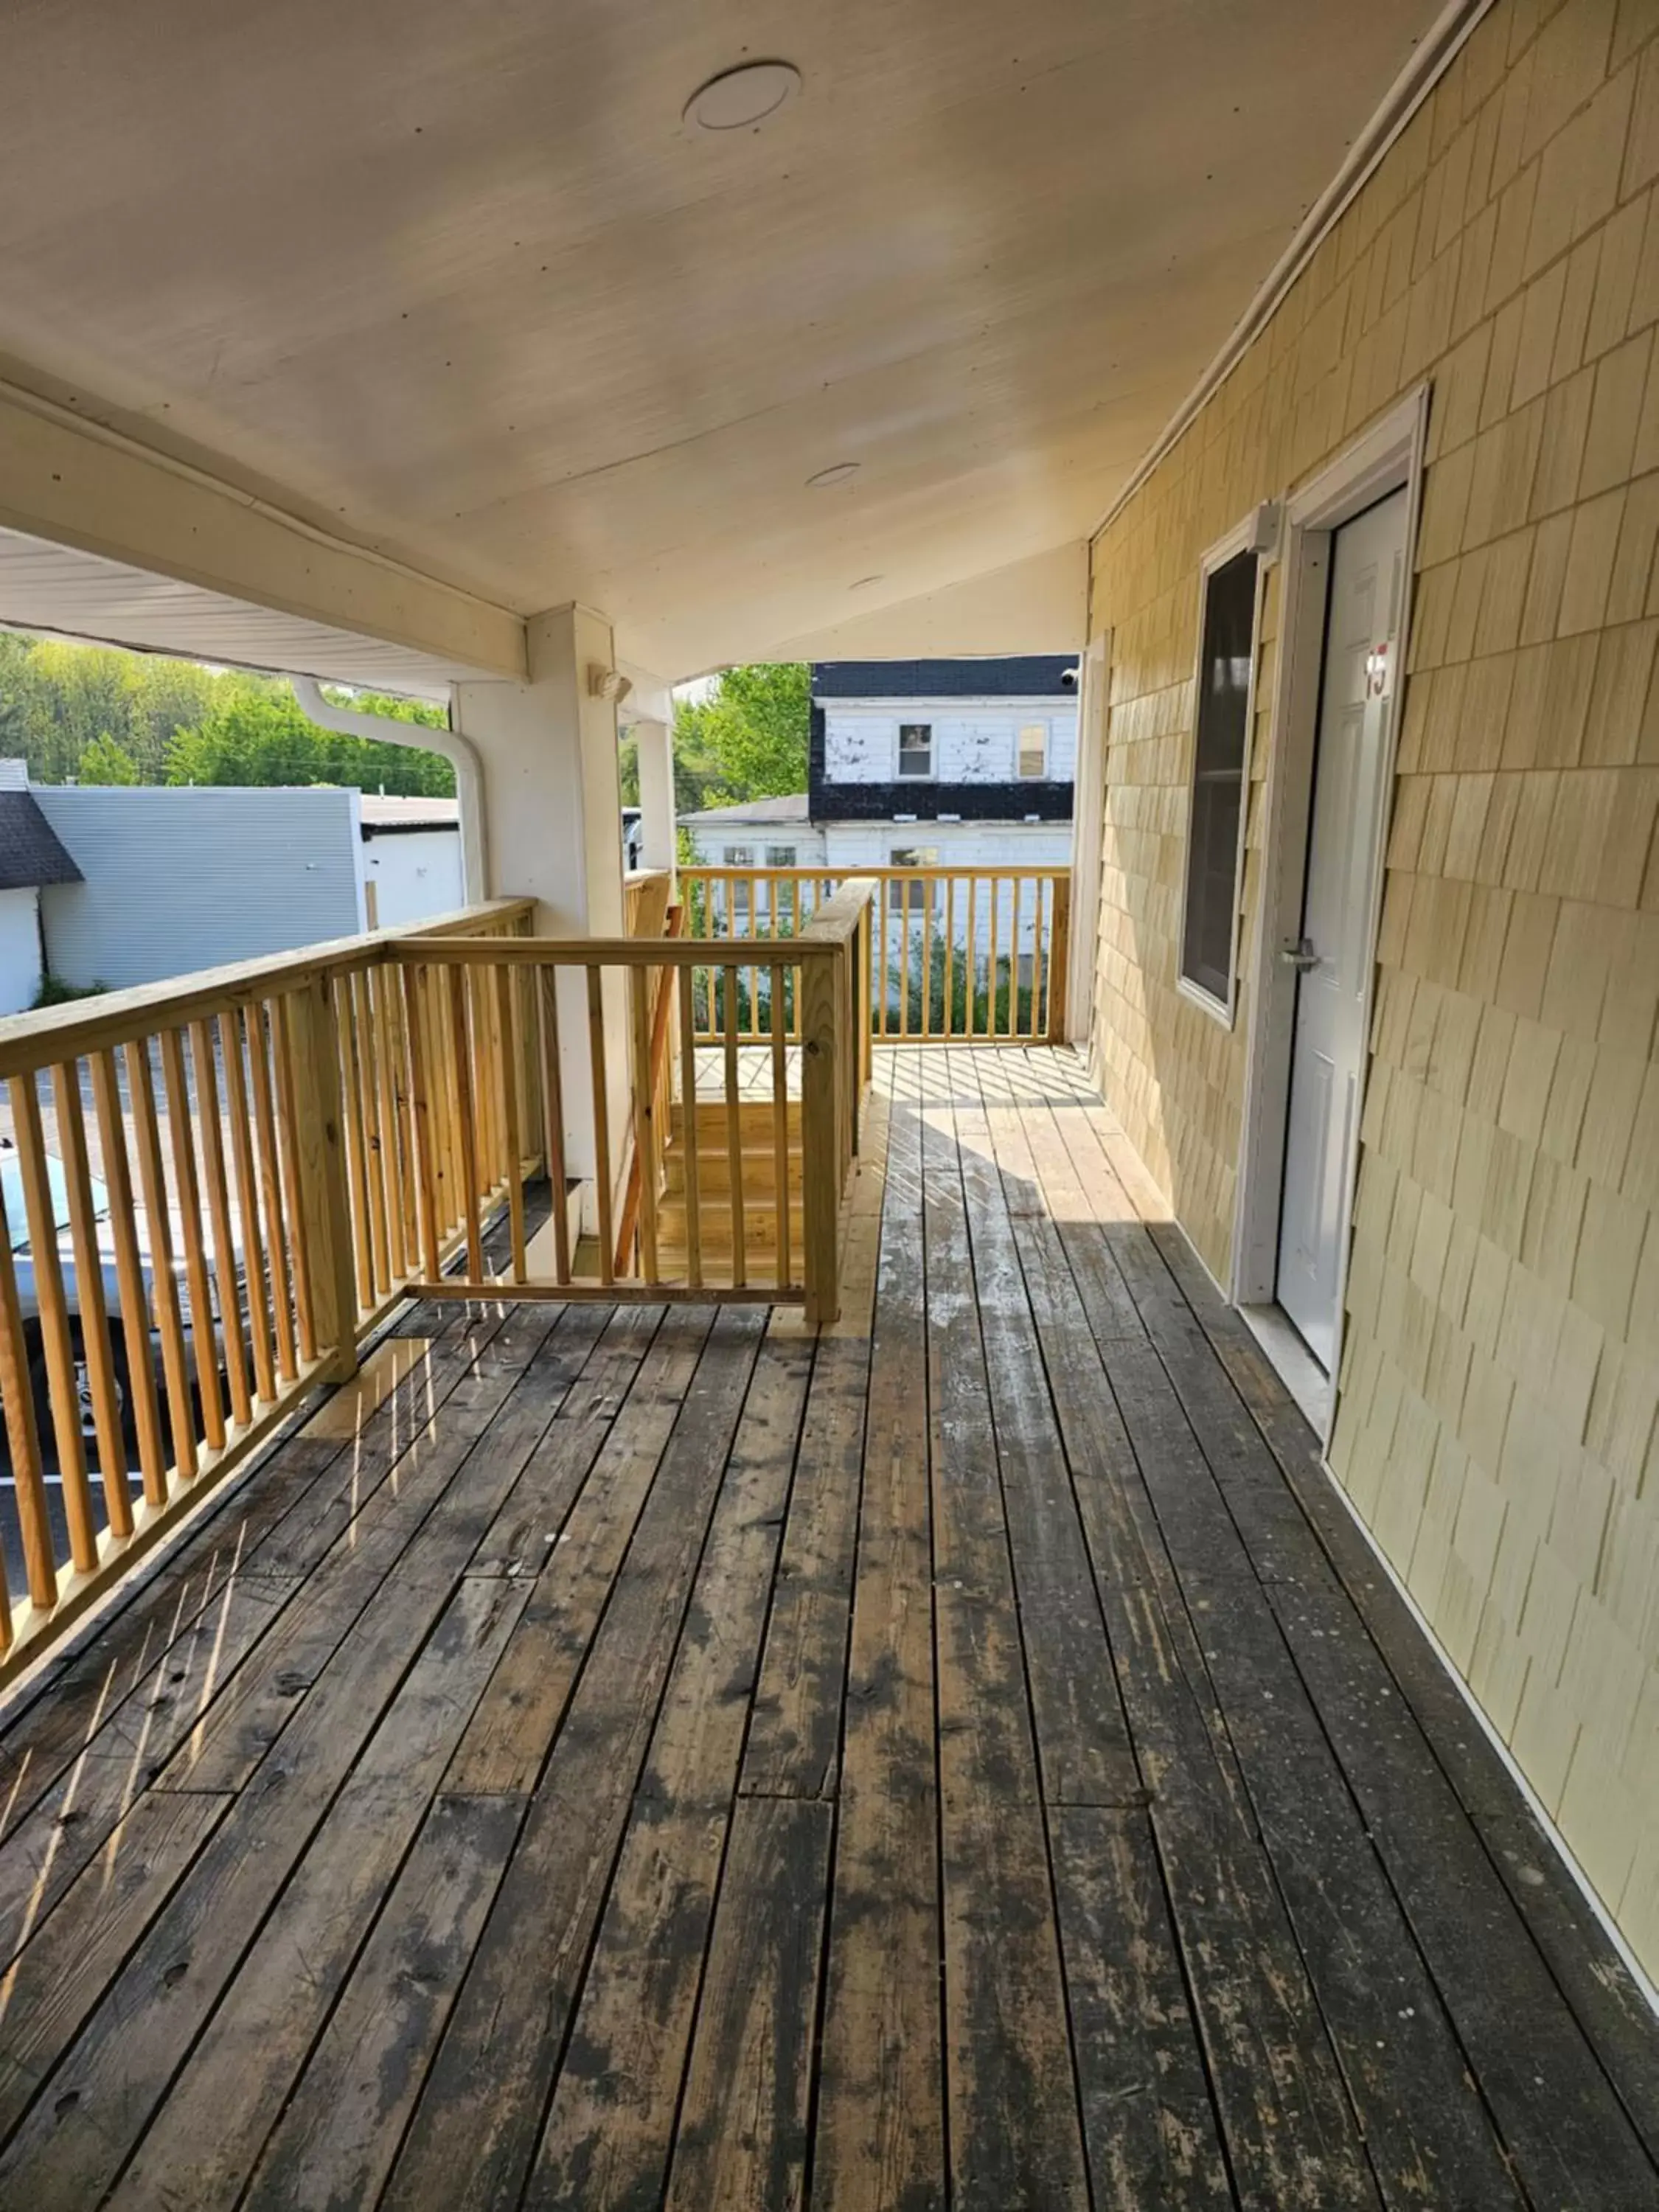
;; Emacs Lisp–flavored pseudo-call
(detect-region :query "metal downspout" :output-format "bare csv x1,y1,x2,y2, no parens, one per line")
291,675,490,904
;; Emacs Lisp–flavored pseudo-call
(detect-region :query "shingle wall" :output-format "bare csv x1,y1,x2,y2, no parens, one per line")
1087,0,1659,1972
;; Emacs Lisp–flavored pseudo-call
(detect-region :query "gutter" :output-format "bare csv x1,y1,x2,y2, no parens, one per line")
292,675,489,903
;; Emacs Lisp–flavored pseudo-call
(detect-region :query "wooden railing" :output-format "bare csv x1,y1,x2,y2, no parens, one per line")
393,880,874,1320
678,864,1070,1045
0,884,875,1680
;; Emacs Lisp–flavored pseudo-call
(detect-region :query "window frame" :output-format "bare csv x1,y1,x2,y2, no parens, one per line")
888,843,939,911
896,723,935,780
765,844,798,869
1176,515,1269,1029
1016,721,1048,779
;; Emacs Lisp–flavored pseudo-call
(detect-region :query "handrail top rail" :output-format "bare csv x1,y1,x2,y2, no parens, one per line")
0,897,534,1079
400,921,872,967
681,863,1069,880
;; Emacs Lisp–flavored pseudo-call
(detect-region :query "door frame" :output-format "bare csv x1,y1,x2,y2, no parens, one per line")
1230,386,1429,1444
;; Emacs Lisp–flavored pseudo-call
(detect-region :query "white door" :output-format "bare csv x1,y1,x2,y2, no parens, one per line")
1276,489,1407,1368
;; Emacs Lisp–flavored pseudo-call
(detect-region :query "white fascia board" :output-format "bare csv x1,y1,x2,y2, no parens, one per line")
0,378,526,681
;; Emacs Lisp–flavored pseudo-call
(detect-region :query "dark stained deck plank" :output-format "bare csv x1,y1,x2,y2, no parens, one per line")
525,1335,813,2210
810,1066,947,2211
0,1048,1652,2212
380,1308,766,2212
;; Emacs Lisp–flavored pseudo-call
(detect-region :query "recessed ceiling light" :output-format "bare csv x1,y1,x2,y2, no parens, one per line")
806,462,860,489
849,574,883,590
685,61,801,131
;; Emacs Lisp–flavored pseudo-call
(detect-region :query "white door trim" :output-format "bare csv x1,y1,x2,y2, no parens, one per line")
1067,633,1109,1048
1231,386,1430,1447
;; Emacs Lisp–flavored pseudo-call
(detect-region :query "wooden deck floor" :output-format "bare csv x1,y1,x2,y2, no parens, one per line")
1,1046,1656,2211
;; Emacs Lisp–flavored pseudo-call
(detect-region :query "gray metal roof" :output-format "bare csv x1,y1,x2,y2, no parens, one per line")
0,790,83,889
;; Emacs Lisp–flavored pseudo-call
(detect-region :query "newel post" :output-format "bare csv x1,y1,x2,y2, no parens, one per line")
1046,874,1072,1044
290,973,361,1382
800,946,841,1327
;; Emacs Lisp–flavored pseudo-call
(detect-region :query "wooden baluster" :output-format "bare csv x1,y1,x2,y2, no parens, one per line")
1031,878,1048,1039
271,996,316,1366
10,1072,98,1571
246,1005,298,1383
990,876,1002,1040
799,948,839,1326
216,1012,276,1408
375,963,413,1283
944,875,956,1040
352,970,392,1298
539,967,571,1285
125,1040,199,1476
49,1061,133,1541
879,873,891,1040
899,877,911,1040
770,961,791,1289
921,869,933,1037
629,961,660,1284
90,1048,168,1506
189,1020,252,1427
723,965,745,1289
403,964,443,1283
1046,872,1071,1043
495,962,527,1282
1009,877,1025,1039
333,980,373,1317
677,963,703,1291
588,965,615,1288
752,872,765,1044
159,1027,227,1449
966,875,978,1038
448,966,484,1281
0,1166,55,1613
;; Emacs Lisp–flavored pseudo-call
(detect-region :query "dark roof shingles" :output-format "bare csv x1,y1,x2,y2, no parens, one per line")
0,792,82,890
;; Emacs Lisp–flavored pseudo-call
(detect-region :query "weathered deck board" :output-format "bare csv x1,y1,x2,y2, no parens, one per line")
0,1046,1652,2211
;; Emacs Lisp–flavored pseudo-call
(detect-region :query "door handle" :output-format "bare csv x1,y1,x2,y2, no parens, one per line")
1279,937,1320,971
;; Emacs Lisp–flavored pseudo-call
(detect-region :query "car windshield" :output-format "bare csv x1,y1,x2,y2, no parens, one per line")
0,1149,109,1254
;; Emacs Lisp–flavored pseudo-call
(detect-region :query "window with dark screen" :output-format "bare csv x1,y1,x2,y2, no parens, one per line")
1180,549,1259,1008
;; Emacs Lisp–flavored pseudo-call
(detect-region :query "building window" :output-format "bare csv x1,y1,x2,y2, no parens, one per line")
725,845,753,919
1017,723,1047,779
889,844,938,911
897,723,933,779
1179,547,1260,1011
765,844,797,868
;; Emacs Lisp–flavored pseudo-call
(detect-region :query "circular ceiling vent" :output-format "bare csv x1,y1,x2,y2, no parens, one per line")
685,62,801,131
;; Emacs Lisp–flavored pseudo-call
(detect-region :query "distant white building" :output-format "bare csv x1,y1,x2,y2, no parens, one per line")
681,657,1077,875
359,793,463,928
0,768,465,1001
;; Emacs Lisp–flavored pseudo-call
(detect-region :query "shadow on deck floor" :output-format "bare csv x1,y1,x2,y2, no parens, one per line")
0,1046,1654,2210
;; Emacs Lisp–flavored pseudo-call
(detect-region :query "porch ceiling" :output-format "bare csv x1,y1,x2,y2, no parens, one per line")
0,0,1444,678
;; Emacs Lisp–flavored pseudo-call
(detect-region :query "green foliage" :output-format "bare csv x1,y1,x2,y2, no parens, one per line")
616,733,640,807
31,974,108,1009
0,632,453,796
165,683,453,796
77,733,140,785
671,664,808,813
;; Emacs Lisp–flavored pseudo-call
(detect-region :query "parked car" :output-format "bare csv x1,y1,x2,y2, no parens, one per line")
0,1135,216,1474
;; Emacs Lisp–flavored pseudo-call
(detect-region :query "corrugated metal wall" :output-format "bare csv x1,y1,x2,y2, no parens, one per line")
34,786,364,989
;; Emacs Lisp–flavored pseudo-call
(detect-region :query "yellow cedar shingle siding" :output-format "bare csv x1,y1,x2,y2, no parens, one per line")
1087,0,1659,1973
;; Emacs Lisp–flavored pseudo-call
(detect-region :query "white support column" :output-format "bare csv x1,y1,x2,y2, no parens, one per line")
453,604,628,1219
633,717,677,875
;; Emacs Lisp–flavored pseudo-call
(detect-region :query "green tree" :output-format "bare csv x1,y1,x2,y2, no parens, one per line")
165,682,454,795
671,664,808,813
78,732,140,785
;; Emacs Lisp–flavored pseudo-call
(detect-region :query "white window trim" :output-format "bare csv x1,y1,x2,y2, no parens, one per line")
1016,720,1048,779
1175,506,1276,1030
894,723,935,780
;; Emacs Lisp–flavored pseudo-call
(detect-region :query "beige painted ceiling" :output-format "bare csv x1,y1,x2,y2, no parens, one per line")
0,0,1443,678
